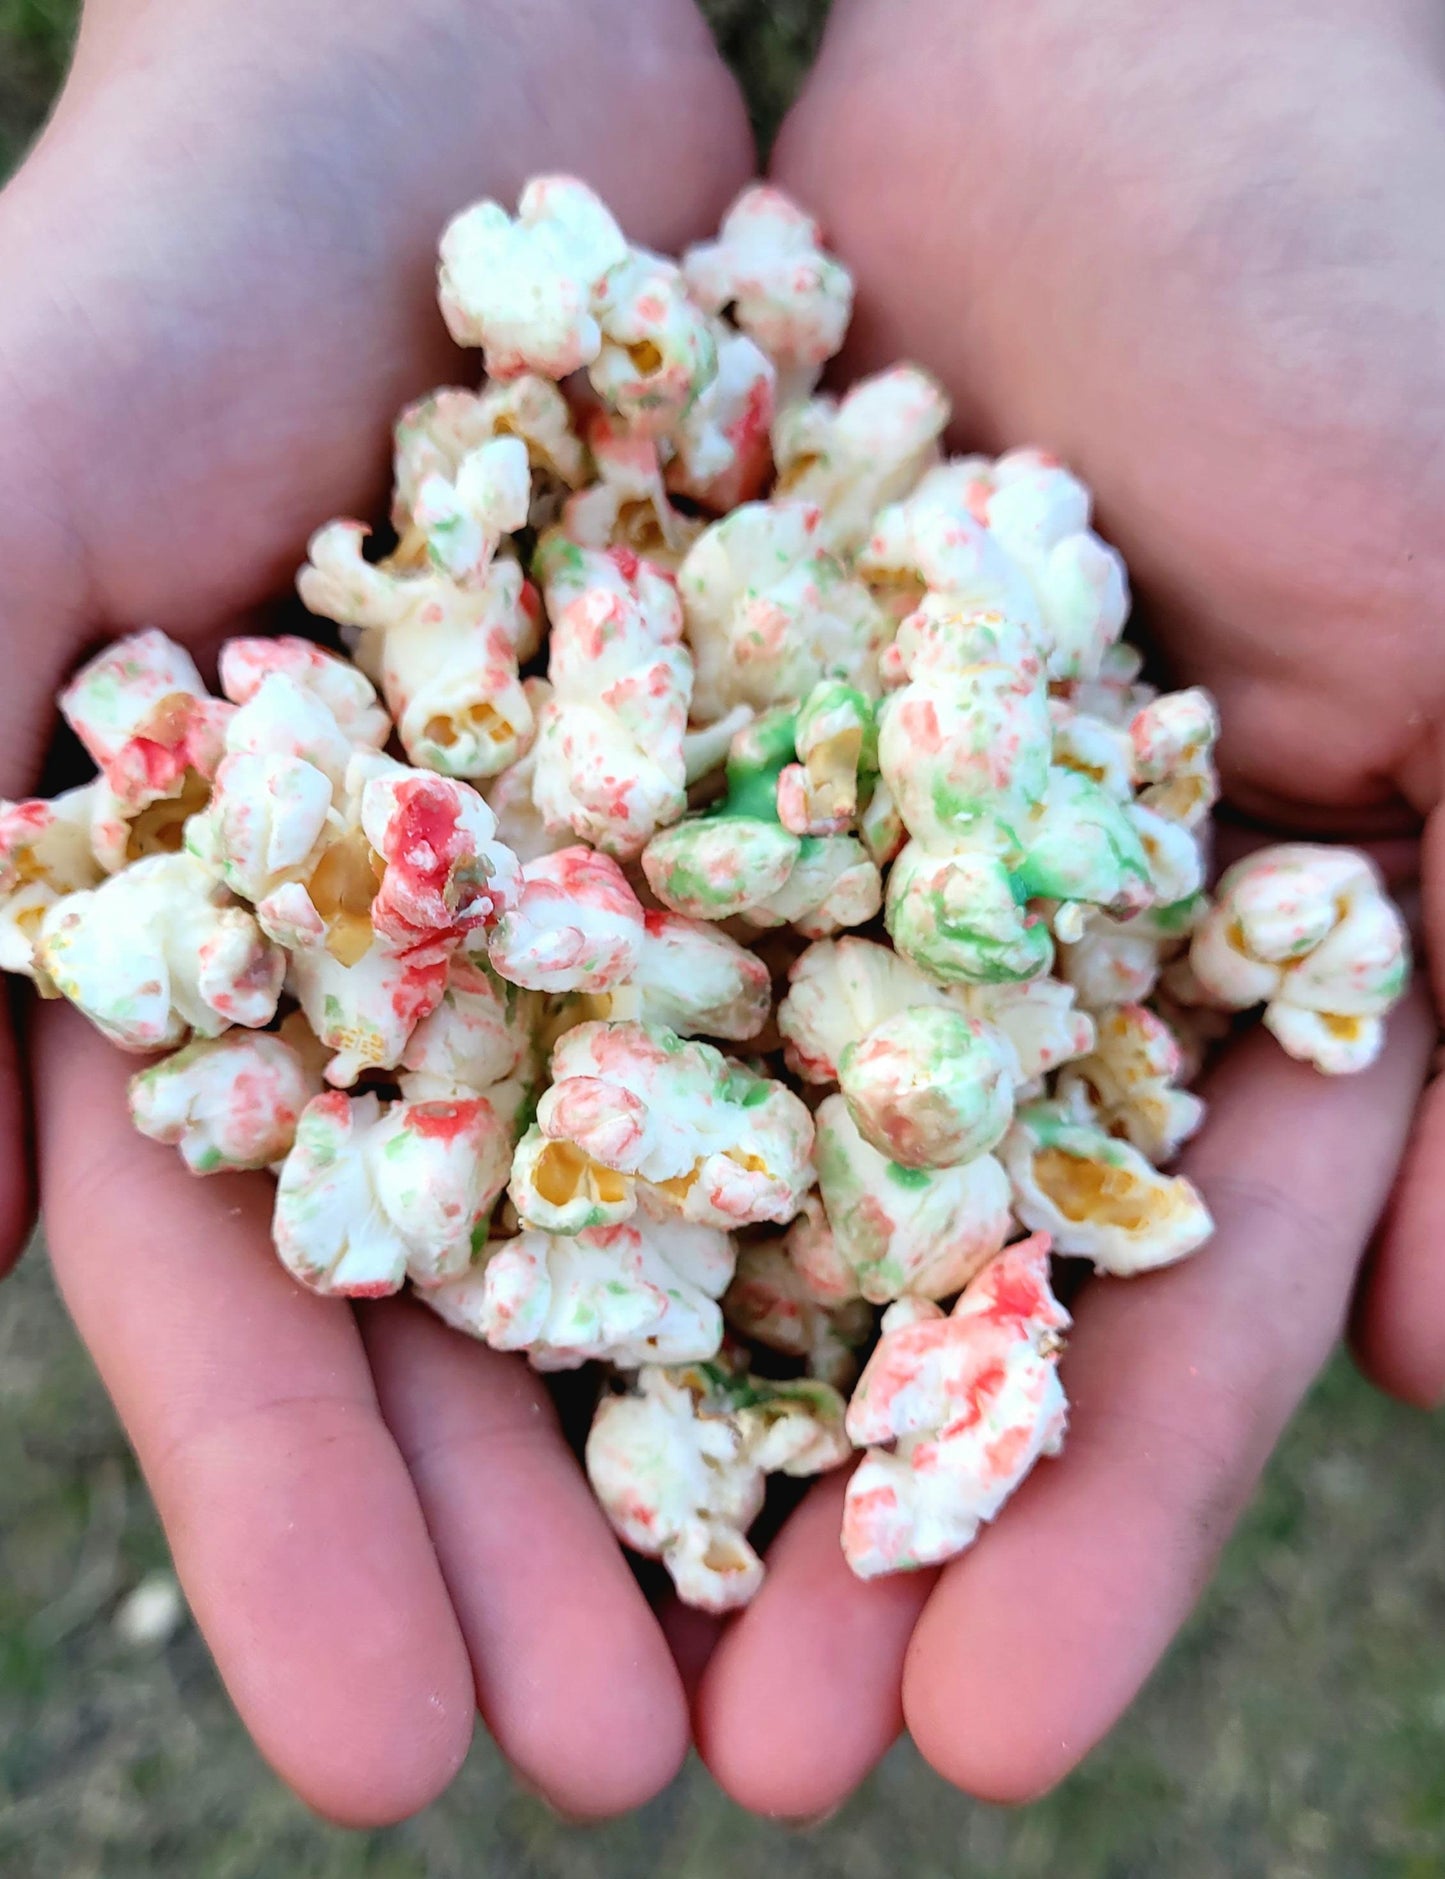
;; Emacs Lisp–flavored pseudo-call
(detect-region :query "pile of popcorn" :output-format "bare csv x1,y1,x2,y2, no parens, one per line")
2,178,1411,1611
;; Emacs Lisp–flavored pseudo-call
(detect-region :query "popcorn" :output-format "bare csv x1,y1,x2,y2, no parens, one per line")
37,853,284,1051
0,786,104,984
773,366,949,553
218,636,391,749
274,1089,511,1295
1186,845,1410,1074
839,1006,1017,1169
531,540,692,858
9,172,1418,1603
666,324,776,512
679,500,889,722
586,1356,850,1611
776,681,877,838
438,175,629,379
587,908,772,1041
287,937,451,1087
966,448,1131,682
422,1213,735,1370
682,184,854,393
251,755,519,970
60,630,232,866
554,411,701,568
488,846,646,993
589,248,718,436
810,1095,1012,1303
129,1025,325,1173
391,380,586,548
842,1234,1069,1577
510,1020,813,1234
398,955,540,1103
1002,1098,1213,1274
299,524,540,779
1056,1003,1205,1163
1129,687,1220,827
724,1210,875,1388
642,707,882,936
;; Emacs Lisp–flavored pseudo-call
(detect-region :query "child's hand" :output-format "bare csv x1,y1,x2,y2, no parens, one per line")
0,0,750,1825
689,0,1445,1818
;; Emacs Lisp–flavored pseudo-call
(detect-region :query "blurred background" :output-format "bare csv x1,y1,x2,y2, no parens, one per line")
4,4,1445,1873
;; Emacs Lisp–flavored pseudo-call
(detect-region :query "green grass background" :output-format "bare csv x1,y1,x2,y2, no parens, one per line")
5,5,1445,1873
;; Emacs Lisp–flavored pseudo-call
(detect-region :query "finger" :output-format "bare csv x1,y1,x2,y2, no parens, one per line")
903,999,1432,1804
0,987,35,1275
358,1299,690,1820
694,1469,931,1819
34,1002,474,1826
1354,803,1445,1403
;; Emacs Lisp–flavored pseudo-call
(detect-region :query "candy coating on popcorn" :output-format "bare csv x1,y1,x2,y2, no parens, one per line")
887,843,1054,987
274,1089,510,1295
0,786,103,984
776,681,878,838
811,1095,1012,1304
773,365,949,553
218,636,390,749
129,1028,323,1174
532,540,692,858
586,1356,849,1611
1057,1003,1205,1163
488,846,646,994
411,435,531,585
682,184,854,386
666,324,776,512
842,1234,1068,1577
1003,1098,1212,1274
967,447,1130,682
1187,844,1410,1074
61,630,232,864
286,936,451,1087
588,909,772,1041
680,500,889,723
438,175,629,379
839,1005,1016,1169
398,955,540,1102
511,1019,813,1234
589,248,718,437
424,1213,734,1371
38,853,284,1052
724,1207,875,1388
556,411,701,569
299,524,539,779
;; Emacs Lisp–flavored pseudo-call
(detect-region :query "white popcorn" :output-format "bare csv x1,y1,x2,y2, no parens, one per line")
422,1212,735,1370
273,1089,512,1296
842,1234,1069,1577
1187,844,1410,1074
0,786,104,985
129,1026,325,1173
438,175,629,378
587,1359,850,1611
37,853,284,1052
1002,1098,1213,1274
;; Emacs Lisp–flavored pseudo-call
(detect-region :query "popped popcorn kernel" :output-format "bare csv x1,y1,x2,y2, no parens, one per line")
511,1019,813,1234
1187,844,1410,1074
274,1088,512,1295
1003,1098,1213,1274
683,184,854,392
129,1027,324,1174
423,1212,734,1370
0,786,104,985
586,1355,849,1611
842,1234,1068,1578
839,1005,1016,1169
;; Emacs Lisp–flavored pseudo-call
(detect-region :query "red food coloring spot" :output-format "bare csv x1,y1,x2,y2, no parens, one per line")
408,1100,484,1143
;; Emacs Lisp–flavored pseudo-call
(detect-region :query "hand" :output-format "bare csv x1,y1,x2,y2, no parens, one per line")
0,0,752,1824
688,0,1445,1817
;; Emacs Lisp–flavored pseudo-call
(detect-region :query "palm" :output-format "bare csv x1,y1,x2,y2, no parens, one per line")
1,0,753,1826
683,0,1445,1820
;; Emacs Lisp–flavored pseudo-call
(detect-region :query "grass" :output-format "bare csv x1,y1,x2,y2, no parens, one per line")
5,3,1445,1873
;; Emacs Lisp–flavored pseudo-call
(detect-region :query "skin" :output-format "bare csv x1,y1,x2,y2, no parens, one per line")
693,0,1445,1819
0,0,752,1824
6,0,1445,1831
